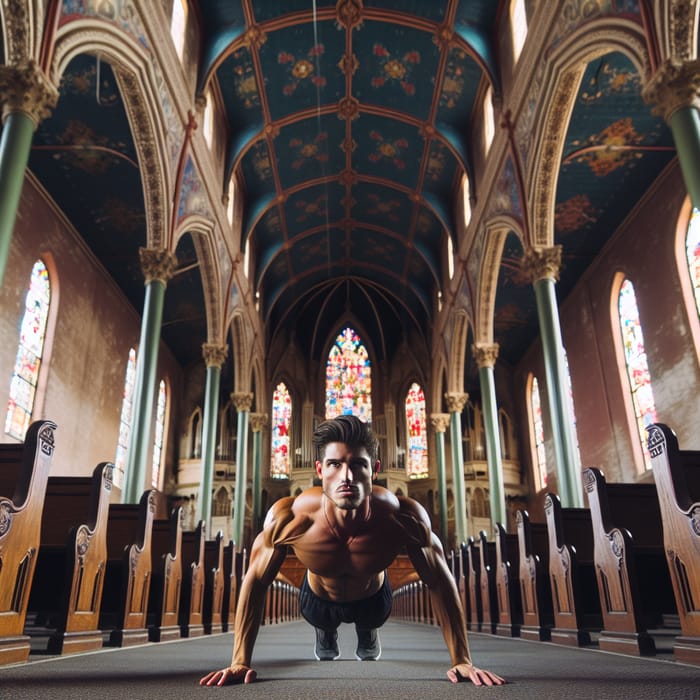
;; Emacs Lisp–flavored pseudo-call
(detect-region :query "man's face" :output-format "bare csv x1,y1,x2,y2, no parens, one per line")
316,442,377,510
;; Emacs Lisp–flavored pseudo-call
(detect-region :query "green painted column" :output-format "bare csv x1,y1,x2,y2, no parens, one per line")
196,343,228,528
231,392,253,549
445,392,469,546
249,412,268,535
524,246,582,508
475,344,507,527
430,413,451,546
0,62,58,285
643,59,700,208
122,248,176,504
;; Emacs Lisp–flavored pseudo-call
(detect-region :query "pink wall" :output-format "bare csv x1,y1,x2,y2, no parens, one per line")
0,174,183,499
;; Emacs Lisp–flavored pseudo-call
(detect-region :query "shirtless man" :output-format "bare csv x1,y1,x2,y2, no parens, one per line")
200,415,505,687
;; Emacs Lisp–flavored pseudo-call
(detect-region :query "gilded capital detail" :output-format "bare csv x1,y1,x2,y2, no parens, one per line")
430,413,450,433
139,247,177,285
202,343,228,369
231,392,254,412
642,59,700,121
473,343,499,369
521,245,562,283
444,392,469,413
0,60,58,126
250,413,269,433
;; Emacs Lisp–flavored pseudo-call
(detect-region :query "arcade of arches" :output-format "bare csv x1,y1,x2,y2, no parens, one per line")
1,1,700,562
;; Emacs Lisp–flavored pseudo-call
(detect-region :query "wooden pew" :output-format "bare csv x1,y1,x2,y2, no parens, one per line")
583,467,676,656
28,463,113,654
99,490,155,646
516,510,553,641
544,493,603,646
221,545,246,632
179,521,206,638
455,544,471,630
147,507,183,642
203,531,225,634
494,523,523,637
0,420,57,665
466,537,483,632
647,423,700,664
478,531,498,634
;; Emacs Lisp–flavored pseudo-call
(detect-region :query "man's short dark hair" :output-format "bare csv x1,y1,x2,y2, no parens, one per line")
313,414,379,462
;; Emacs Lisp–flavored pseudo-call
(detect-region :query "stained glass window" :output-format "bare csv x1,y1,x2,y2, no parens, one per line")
618,278,657,469
405,383,428,479
114,348,136,489
271,382,291,479
325,327,371,421
685,207,700,316
6,260,51,441
530,376,547,489
151,380,167,488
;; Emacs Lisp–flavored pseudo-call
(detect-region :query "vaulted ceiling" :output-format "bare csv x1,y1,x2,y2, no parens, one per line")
25,1,677,398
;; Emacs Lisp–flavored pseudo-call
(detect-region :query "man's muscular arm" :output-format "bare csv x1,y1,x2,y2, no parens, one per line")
398,498,505,686
199,497,309,686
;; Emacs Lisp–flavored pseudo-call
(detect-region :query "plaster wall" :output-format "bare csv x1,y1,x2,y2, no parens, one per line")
0,174,183,488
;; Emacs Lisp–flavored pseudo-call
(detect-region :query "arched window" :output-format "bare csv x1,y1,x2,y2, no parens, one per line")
510,0,528,64
685,206,700,315
213,486,231,517
563,350,582,470
617,278,657,470
405,382,428,479
189,408,202,459
6,260,51,440
151,379,167,488
114,348,137,489
462,173,472,229
529,375,547,489
170,0,187,61
483,84,495,154
271,382,291,479
203,89,214,148
325,326,371,421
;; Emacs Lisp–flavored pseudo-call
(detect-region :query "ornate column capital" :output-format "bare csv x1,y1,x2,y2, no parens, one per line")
643,58,700,121
521,245,561,283
139,247,177,285
250,413,269,433
473,343,499,369
430,413,451,433
444,392,469,413
231,392,254,412
0,60,58,127
202,343,228,369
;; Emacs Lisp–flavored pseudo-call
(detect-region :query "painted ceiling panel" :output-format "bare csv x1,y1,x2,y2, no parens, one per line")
493,232,537,366
239,139,275,201
351,182,414,232
283,182,346,237
275,115,346,191
555,52,675,298
435,46,483,129
351,20,439,122
251,0,337,23
30,53,146,307
364,0,447,23
348,227,407,270
257,19,345,122
352,114,423,189
218,46,263,135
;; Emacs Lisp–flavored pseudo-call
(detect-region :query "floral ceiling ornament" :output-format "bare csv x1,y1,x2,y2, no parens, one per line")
369,130,408,169
289,132,329,169
278,45,326,96
371,43,421,95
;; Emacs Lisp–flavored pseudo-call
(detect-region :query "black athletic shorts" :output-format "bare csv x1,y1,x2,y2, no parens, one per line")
299,573,393,631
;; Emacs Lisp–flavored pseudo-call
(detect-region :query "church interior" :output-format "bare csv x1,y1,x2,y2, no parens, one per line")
1,0,699,695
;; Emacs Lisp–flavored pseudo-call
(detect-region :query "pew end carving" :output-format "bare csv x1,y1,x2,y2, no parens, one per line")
648,423,700,664
0,420,57,665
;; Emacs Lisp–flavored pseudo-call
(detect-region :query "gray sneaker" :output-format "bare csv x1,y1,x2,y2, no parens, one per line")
355,627,381,660
314,627,340,660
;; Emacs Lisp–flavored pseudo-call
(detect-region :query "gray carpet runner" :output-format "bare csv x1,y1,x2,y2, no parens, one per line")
1,621,699,699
